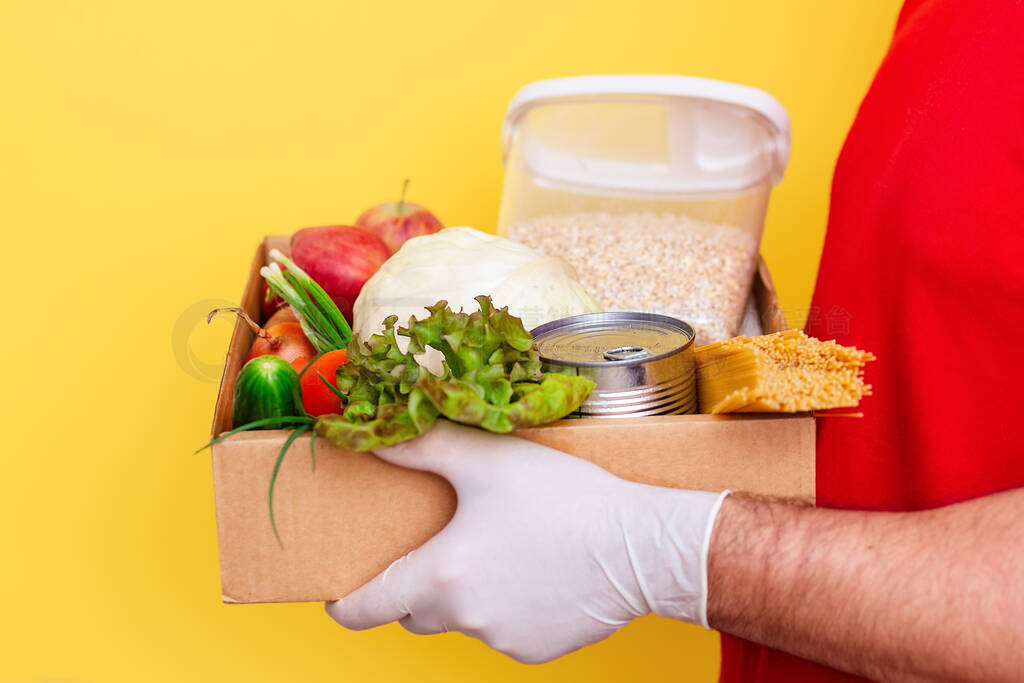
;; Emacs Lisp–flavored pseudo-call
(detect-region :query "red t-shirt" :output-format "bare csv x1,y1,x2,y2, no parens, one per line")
720,1,1024,680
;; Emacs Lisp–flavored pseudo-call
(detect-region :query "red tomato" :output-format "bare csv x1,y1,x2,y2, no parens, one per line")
299,349,349,416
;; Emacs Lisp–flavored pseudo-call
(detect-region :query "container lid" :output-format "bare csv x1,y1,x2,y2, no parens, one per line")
502,75,791,194
531,312,694,366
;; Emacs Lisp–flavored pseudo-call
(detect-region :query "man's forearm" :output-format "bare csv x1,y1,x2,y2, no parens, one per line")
706,489,1024,683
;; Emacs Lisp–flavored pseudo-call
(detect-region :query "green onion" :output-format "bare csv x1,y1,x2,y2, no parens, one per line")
272,250,353,345
194,415,315,454
309,427,317,473
259,248,353,353
282,269,342,349
317,371,347,400
268,424,311,548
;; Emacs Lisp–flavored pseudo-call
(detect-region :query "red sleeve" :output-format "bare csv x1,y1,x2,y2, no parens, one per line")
721,0,1024,680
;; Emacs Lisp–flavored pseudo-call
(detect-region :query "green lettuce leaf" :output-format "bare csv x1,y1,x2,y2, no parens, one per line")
313,296,594,451
315,398,439,451
416,373,594,433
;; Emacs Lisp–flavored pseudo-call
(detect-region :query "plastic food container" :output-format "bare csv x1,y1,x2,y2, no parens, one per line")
497,75,791,345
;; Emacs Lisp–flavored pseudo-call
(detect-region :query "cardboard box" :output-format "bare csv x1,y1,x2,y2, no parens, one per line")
210,237,814,604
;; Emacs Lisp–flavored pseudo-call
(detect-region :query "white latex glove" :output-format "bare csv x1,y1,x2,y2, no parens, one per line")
325,422,730,664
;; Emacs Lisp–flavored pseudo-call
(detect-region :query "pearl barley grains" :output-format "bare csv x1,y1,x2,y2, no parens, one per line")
508,212,758,345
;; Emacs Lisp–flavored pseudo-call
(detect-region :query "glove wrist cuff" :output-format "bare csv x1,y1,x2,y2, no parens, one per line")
634,488,732,629
696,489,731,629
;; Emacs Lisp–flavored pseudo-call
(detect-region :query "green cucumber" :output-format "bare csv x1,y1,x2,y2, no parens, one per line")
232,355,304,428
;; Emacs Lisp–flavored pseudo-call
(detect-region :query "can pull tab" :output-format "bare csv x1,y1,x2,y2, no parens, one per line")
603,345,652,362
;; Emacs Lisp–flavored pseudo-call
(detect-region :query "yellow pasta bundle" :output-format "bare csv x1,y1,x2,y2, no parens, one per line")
695,330,875,414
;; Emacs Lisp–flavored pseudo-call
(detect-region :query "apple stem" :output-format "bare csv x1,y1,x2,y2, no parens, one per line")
398,178,410,214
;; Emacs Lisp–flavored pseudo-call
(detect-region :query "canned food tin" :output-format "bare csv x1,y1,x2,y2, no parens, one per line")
531,312,696,417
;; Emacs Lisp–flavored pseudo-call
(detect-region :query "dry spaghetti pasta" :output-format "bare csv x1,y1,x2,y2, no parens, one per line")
695,330,875,414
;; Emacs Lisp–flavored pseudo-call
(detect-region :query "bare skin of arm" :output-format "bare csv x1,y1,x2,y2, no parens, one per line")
707,488,1024,683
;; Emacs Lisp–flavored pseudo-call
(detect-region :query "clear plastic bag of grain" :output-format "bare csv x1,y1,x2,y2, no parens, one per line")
509,211,759,345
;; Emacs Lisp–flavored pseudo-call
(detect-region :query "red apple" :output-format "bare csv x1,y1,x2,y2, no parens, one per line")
355,179,444,254
290,225,391,323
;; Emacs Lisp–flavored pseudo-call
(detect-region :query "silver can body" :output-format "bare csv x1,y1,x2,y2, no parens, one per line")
531,312,696,418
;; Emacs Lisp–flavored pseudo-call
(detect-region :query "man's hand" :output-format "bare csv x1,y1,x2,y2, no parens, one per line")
325,422,729,664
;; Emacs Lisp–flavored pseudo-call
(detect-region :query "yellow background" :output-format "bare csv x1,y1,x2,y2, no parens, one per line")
1,1,901,681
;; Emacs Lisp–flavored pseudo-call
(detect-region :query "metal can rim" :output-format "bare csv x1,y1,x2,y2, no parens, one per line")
529,312,695,368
